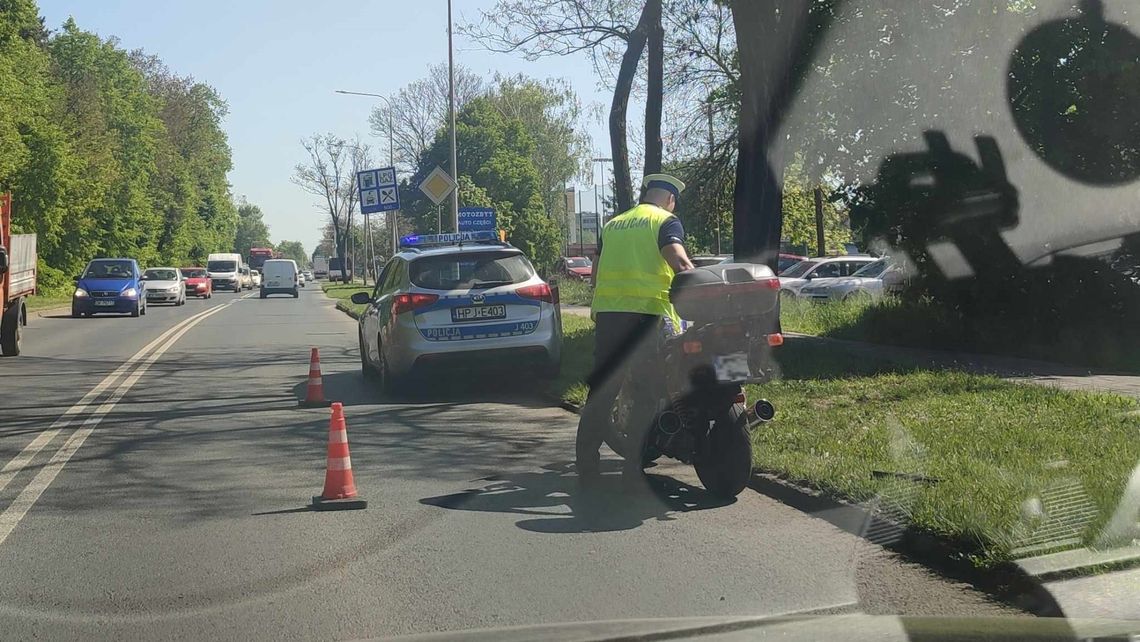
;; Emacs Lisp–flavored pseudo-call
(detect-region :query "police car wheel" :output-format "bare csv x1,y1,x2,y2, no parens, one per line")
359,332,379,380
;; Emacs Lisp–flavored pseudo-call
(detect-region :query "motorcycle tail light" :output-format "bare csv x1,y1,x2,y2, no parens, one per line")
682,340,703,354
767,333,784,347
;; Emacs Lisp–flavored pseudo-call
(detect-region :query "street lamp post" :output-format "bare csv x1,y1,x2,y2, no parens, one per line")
447,0,460,231
591,157,613,228
335,90,400,263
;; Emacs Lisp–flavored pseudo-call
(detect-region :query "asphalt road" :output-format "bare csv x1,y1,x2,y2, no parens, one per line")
0,284,1026,639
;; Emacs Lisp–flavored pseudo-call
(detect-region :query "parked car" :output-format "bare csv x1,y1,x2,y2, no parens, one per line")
353,234,561,391
181,267,213,298
778,253,808,274
72,258,147,317
559,256,593,281
797,257,907,302
717,253,809,274
250,269,262,288
142,267,186,306
260,259,299,298
776,255,878,298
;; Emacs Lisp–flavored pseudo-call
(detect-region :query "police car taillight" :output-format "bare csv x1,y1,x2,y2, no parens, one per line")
392,293,439,315
517,283,553,304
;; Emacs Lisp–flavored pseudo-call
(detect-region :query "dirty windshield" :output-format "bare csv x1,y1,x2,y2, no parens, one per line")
2,0,1139,639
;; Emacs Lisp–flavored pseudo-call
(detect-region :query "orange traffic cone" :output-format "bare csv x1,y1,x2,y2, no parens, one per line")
312,403,367,511
300,347,331,407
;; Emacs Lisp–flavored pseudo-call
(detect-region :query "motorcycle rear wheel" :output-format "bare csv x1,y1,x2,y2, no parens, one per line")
694,403,753,498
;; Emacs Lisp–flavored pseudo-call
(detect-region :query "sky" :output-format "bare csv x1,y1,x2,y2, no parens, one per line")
37,0,615,254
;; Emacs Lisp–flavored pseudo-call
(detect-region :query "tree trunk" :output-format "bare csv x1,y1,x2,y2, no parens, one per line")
729,0,818,270
609,6,653,213
644,0,664,175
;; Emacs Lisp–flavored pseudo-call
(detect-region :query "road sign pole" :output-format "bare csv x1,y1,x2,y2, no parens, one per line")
447,0,460,232
363,211,371,286
437,204,442,234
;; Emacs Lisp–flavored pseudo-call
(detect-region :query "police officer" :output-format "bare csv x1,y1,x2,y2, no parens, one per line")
577,173,694,487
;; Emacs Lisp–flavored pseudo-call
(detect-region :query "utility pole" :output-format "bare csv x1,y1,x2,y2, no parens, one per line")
334,89,401,257
447,0,460,232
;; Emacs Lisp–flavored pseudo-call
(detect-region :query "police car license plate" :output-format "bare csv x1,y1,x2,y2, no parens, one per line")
714,352,751,381
451,304,506,322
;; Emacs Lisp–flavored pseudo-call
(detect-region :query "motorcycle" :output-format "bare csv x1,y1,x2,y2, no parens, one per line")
603,262,782,498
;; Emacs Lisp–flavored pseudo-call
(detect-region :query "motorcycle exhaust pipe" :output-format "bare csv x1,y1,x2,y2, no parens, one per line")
748,399,776,429
658,411,683,435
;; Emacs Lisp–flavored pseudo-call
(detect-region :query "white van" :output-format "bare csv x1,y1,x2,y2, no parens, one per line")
207,252,245,292
260,259,299,298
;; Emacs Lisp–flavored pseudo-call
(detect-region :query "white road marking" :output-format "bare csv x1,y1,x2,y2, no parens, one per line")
0,300,236,547
0,308,212,496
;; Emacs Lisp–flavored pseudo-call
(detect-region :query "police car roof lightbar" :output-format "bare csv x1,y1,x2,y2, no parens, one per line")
400,231,500,248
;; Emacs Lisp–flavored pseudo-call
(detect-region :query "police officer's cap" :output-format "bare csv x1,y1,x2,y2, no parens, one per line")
641,174,686,198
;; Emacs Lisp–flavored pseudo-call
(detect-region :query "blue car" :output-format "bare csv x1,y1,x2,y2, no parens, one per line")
72,258,148,318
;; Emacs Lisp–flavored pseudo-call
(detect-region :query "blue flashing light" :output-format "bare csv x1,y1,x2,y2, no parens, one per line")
400,231,498,248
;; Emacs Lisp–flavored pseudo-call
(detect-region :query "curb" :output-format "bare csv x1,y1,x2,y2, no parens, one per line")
552,396,1066,616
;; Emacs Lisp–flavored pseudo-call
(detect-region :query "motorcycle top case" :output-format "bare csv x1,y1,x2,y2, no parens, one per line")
670,262,780,325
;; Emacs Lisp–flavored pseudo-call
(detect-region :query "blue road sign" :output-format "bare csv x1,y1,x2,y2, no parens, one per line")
458,207,496,232
357,166,399,214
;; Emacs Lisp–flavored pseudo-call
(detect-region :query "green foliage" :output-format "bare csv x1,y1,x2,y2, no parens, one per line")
275,240,308,266
0,5,236,279
233,203,271,257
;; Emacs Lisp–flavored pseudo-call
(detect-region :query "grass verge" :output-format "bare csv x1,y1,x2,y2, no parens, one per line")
24,295,72,313
321,282,371,319
557,279,593,306
554,317,1140,565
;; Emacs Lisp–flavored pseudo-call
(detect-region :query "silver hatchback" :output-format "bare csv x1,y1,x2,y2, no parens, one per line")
353,237,562,389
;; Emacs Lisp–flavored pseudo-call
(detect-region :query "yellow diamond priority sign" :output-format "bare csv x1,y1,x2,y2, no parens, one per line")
418,166,457,205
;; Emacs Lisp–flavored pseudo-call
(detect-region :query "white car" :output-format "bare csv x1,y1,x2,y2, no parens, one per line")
798,257,905,302
250,269,262,288
777,255,878,298
141,267,187,306
298,272,306,287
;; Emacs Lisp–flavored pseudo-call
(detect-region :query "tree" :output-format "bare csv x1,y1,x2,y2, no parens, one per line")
463,0,657,211
486,74,591,217
275,240,307,266
293,134,371,261
233,202,271,257
368,63,485,175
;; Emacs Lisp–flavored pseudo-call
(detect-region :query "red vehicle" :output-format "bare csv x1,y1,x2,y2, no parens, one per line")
180,267,213,298
248,247,275,272
778,253,808,274
1,193,36,356
560,256,593,280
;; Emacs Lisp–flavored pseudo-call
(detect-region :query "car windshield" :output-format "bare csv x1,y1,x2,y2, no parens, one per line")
144,269,178,281
410,252,535,290
82,260,133,279
850,259,889,278
11,0,1140,637
779,260,817,278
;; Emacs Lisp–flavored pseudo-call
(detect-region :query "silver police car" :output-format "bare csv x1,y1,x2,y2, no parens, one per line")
352,233,562,390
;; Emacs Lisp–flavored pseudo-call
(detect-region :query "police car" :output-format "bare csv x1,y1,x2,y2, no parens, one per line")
351,231,562,390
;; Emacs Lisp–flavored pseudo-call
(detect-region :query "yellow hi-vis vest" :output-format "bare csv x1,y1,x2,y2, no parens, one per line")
591,203,682,329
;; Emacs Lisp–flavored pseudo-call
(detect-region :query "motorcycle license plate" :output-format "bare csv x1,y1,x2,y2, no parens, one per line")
714,352,750,381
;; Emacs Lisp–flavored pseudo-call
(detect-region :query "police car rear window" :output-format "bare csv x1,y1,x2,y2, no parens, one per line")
409,252,535,290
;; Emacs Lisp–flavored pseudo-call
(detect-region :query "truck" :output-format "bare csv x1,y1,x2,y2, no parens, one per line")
328,256,348,283
312,256,329,279
248,247,275,272
0,193,37,356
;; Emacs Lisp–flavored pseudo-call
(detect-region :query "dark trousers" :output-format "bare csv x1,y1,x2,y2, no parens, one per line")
575,312,663,475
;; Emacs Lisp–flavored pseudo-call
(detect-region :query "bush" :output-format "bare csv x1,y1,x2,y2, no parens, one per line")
36,260,73,297
557,278,593,306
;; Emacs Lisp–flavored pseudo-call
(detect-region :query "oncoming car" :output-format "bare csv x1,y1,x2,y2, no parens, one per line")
352,232,562,390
